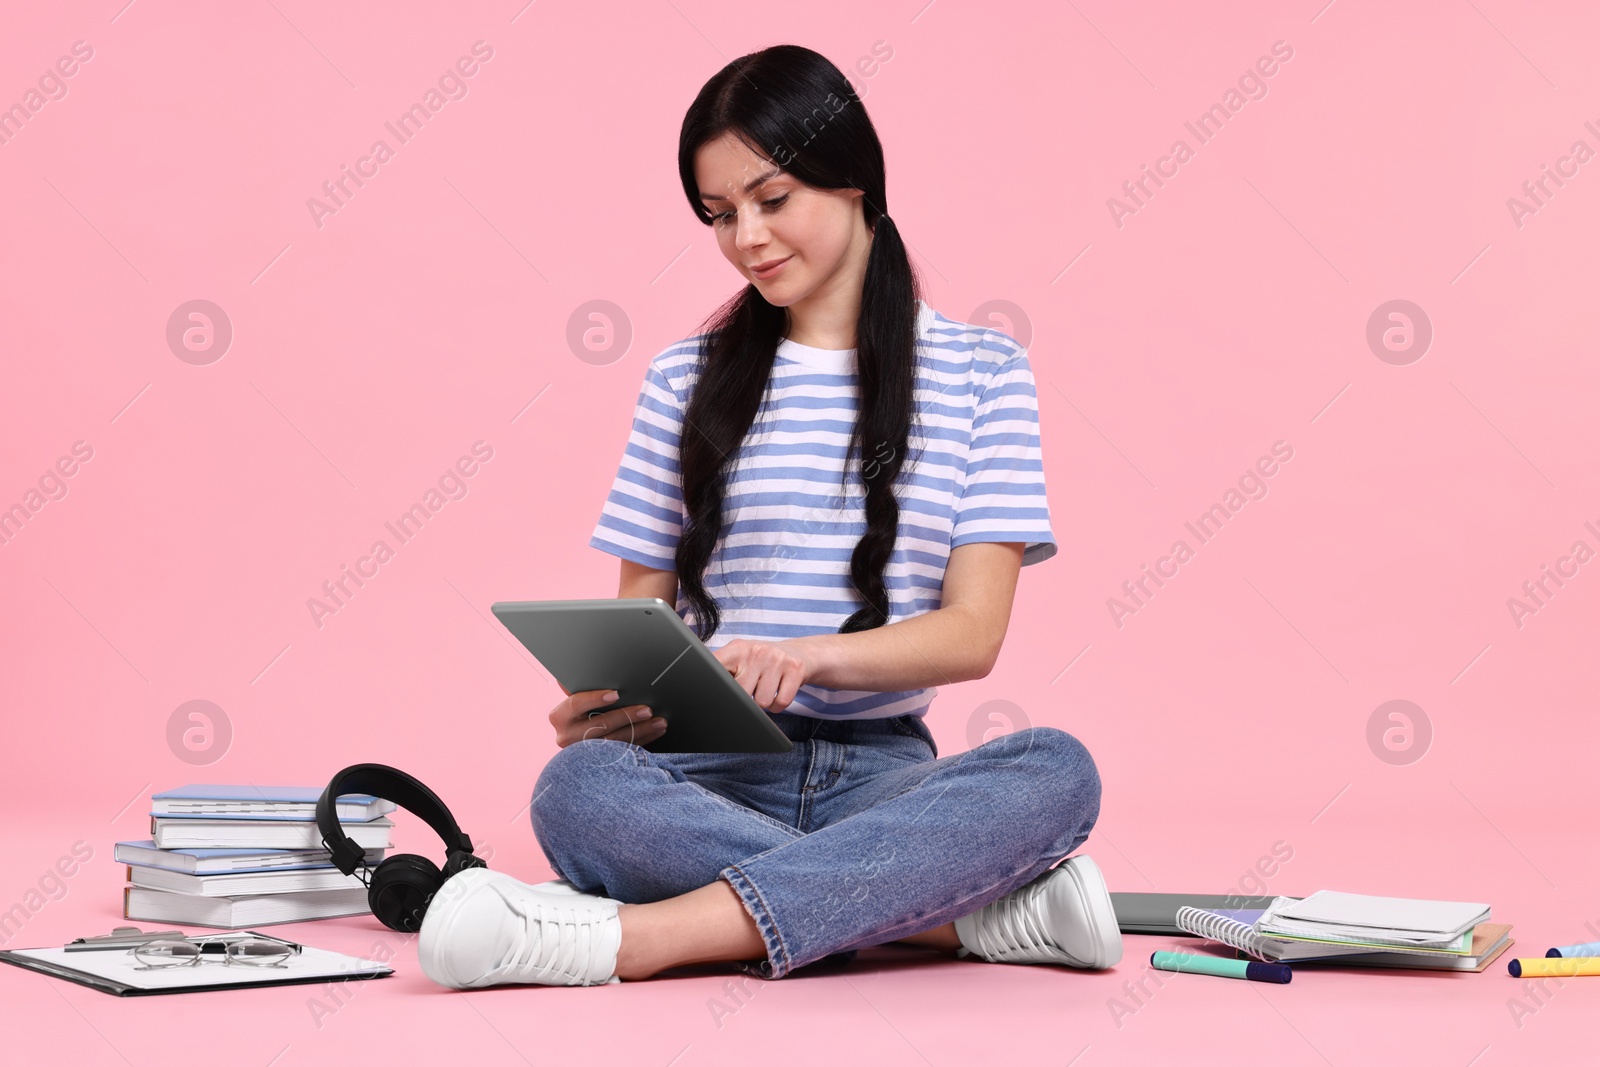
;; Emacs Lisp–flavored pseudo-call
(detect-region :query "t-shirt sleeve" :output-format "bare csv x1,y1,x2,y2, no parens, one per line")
588,357,686,571
950,349,1058,566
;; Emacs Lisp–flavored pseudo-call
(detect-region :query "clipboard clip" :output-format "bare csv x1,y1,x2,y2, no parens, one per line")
64,926,188,952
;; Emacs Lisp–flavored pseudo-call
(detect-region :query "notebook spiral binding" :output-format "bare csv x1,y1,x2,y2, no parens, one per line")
1174,905,1270,960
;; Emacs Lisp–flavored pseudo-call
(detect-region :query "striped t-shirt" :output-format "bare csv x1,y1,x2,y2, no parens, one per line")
589,298,1056,720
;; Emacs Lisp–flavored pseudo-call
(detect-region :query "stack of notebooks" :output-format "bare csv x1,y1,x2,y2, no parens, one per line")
1177,890,1513,972
114,785,395,929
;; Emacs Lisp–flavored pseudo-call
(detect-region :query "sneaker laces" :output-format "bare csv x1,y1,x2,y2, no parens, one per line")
971,877,1065,962
492,885,616,985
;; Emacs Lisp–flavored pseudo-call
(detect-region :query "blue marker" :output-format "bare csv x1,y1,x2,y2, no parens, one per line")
1546,940,1600,958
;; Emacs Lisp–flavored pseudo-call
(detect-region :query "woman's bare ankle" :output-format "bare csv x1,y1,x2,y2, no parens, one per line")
613,902,660,980
894,922,962,952
611,883,769,980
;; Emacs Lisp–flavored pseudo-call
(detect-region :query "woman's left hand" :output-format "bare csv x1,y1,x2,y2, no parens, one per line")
712,638,816,713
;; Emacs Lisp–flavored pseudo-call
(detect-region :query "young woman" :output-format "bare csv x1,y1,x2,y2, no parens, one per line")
416,44,1121,988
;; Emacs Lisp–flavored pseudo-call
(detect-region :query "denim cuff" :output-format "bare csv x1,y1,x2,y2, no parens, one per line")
720,864,792,979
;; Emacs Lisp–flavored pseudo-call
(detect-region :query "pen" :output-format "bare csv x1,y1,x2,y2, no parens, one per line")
63,927,302,953
1510,957,1600,978
1151,950,1292,984
64,927,187,952
1545,940,1600,959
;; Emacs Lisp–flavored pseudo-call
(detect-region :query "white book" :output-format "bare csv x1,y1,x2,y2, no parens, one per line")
151,816,392,851
1259,890,1490,945
114,840,385,874
127,864,367,896
124,885,372,928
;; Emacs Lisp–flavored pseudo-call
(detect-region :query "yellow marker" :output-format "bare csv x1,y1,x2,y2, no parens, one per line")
1508,957,1600,978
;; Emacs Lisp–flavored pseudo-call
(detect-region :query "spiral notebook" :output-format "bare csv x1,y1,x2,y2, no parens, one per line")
1176,899,1504,967
1175,906,1362,962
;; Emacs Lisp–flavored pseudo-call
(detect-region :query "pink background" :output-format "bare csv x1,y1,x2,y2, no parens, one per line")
3,1,1596,1063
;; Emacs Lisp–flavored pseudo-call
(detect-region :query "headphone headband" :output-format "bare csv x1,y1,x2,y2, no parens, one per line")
317,763,475,875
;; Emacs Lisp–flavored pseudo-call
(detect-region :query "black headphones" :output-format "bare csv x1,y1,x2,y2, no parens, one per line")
316,763,487,933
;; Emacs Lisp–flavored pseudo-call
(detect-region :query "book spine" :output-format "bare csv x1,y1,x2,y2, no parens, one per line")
147,806,377,821
1175,906,1273,961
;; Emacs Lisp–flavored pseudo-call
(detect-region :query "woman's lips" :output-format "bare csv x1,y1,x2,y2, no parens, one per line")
751,256,791,280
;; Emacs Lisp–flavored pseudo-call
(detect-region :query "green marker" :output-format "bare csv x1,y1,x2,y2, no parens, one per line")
1151,950,1292,984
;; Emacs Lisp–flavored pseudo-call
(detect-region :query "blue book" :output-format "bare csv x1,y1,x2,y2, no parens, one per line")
150,784,395,822
114,840,386,875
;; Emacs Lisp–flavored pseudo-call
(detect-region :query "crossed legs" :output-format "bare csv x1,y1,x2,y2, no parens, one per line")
531,726,1100,979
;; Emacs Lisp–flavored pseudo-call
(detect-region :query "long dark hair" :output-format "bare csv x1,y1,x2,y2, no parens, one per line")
674,44,923,643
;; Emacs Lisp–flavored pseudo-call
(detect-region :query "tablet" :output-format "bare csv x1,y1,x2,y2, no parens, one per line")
490,598,793,754
1109,893,1295,935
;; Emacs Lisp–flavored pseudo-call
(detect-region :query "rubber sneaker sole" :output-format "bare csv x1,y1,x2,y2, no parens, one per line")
1056,855,1123,969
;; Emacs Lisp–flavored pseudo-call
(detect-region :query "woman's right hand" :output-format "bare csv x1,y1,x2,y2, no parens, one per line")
551,688,668,749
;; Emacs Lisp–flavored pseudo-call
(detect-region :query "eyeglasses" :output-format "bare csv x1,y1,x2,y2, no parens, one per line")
129,937,298,970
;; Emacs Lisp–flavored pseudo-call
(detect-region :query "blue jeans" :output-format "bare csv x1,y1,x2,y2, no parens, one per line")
529,711,1101,979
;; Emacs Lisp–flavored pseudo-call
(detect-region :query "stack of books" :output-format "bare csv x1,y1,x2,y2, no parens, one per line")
114,784,396,929
1177,890,1513,972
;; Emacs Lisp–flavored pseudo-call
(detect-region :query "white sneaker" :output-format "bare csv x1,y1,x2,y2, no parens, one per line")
417,868,623,988
952,855,1123,969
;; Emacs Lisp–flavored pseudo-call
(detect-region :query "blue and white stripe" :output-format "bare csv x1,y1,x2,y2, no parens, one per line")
589,298,1056,720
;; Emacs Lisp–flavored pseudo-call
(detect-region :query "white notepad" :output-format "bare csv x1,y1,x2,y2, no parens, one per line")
1263,890,1489,941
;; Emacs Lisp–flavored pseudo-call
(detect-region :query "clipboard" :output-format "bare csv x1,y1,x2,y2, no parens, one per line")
0,930,392,996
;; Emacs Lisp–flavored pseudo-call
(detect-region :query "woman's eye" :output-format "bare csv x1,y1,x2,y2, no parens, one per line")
714,195,788,223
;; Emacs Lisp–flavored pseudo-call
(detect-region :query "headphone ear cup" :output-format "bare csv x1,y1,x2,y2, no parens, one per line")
441,849,488,879
368,853,443,933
